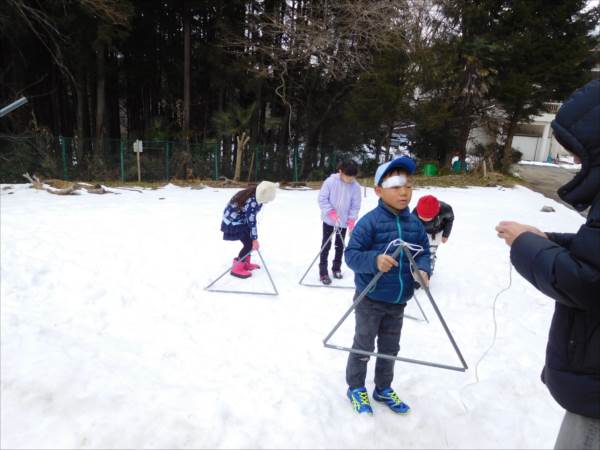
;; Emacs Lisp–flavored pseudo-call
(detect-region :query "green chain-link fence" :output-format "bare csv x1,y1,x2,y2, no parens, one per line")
0,134,360,183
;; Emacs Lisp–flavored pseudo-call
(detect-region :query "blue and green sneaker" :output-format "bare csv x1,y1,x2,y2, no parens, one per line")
372,387,410,414
347,387,373,415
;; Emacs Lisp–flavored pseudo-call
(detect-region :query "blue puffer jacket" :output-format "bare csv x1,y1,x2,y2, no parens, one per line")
220,196,262,240
345,200,431,304
511,80,600,419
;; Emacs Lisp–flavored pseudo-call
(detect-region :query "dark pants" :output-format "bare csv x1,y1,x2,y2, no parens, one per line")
238,231,253,260
346,296,406,390
319,222,347,276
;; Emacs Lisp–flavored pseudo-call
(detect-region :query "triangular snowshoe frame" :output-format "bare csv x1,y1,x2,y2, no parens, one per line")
298,225,355,289
299,225,428,322
205,249,278,296
323,242,468,372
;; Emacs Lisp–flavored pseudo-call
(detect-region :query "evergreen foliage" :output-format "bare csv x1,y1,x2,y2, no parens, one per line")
0,0,597,180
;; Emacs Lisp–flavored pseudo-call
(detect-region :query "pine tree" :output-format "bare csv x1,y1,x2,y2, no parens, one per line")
490,0,599,172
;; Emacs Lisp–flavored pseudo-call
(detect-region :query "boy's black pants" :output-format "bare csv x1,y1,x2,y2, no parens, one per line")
319,222,347,276
346,295,406,390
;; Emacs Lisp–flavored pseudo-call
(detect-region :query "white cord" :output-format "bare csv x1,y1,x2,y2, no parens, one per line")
460,260,513,412
383,238,424,258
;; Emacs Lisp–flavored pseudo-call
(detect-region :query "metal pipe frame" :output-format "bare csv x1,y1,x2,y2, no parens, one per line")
298,225,354,289
205,249,278,296
323,242,468,372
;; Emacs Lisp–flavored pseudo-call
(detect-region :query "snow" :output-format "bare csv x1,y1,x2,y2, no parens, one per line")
518,160,581,171
0,182,585,449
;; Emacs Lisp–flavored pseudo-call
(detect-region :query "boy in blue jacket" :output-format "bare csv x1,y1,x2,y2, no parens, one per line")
344,156,431,415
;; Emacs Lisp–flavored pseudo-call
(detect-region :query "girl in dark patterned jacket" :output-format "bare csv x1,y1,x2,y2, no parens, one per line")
221,181,277,279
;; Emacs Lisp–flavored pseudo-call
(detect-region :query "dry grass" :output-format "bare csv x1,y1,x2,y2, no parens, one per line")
359,171,520,189
52,171,522,191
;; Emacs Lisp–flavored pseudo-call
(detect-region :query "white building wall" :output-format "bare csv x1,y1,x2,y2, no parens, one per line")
512,136,540,161
513,134,570,162
465,103,569,162
549,134,570,158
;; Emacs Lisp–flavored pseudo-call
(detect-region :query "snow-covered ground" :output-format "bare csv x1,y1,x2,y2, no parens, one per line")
0,182,585,449
519,160,581,171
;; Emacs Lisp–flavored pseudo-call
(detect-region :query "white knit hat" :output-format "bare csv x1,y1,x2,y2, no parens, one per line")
256,181,278,204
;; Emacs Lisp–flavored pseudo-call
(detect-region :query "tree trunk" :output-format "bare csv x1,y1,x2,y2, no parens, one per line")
183,1,191,148
276,104,290,177
107,52,121,143
301,131,318,179
234,135,243,181
50,66,62,135
458,114,473,162
247,146,255,182
95,43,107,156
234,132,250,181
75,60,91,166
502,114,519,173
382,121,393,162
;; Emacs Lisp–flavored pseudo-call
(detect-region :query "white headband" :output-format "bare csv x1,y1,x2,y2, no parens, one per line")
381,174,407,189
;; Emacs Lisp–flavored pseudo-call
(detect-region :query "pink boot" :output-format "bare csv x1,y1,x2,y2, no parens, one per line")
230,258,251,279
243,255,261,271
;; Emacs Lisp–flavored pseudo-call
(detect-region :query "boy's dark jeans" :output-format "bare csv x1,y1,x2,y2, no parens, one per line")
319,222,347,276
346,295,406,390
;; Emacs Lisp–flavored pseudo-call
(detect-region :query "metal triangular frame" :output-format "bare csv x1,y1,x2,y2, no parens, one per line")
299,226,428,322
408,291,429,323
323,243,468,372
298,225,355,289
205,249,278,296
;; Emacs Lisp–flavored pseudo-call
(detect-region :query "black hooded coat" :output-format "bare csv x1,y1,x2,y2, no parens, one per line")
510,80,600,418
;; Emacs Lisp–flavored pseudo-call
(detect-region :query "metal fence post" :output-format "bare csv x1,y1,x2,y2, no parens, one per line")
120,140,126,181
165,141,171,180
255,144,260,181
213,143,220,180
293,146,298,182
59,136,68,180
332,150,337,172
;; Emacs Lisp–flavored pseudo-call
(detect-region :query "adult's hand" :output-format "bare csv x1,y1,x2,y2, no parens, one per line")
495,221,547,247
252,240,260,250
442,237,448,244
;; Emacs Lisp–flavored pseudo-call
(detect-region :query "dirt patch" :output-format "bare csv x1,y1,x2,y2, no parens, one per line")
359,172,518,189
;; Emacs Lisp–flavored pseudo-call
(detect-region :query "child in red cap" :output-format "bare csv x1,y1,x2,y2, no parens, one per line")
412,195,454,273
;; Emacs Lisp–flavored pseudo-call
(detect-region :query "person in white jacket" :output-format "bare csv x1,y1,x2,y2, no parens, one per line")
317,160,362,284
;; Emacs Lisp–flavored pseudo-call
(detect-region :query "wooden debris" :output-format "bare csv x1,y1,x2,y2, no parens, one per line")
217,176,236,187
23,173,79,195
82,184,115,194
111,186,143,193
22,174,116,195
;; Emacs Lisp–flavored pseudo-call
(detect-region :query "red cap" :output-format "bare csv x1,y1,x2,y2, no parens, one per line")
416,195,440,220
